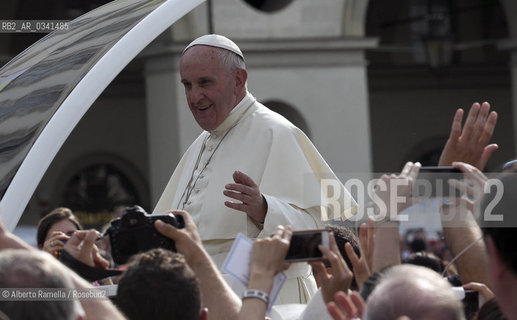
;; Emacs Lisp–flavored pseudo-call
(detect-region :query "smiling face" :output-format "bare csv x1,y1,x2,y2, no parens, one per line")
180,45,246,131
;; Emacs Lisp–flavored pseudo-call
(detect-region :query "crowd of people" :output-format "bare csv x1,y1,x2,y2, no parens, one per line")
0,33,515,320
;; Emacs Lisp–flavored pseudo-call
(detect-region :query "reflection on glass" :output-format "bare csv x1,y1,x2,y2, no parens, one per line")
62,163,140,229
0,0,166,199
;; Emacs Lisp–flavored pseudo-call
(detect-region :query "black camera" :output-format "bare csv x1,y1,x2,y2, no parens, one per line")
105,205,185,265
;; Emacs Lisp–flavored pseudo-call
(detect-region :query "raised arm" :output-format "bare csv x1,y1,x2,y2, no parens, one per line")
440,161,490,286
154,210,241,320
239,225,291,320
371,162,420,272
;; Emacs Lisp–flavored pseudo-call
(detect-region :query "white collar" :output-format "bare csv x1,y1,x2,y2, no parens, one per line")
229,91,250,114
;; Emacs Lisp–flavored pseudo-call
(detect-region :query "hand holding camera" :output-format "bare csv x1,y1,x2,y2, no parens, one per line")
153,209,208,268
43,231,69,258
105,205,185,265
64,230,109,269
309,232,354,304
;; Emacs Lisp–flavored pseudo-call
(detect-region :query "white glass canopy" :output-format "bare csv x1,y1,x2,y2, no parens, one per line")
0,0,204,230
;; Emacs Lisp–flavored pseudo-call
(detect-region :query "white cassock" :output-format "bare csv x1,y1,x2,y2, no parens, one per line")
270,290,333,320
154,92,357,304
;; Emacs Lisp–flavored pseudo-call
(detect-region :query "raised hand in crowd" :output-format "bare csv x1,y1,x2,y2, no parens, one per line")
448,161,489,212
346,218,374,290
439,185,490,286
439,102,498,170
371,162,420,272
326,291,366,320
155,210,241,320
64,229,109,269
239,225,292,320
249,225,291,284
42,231,69,258
372,161,421,221
310,232,354,304
154,210,204,265
463,282,495,307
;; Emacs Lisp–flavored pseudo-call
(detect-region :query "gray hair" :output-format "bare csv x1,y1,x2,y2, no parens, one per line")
0,249,81,320
217,47,246,73
364,265,465,320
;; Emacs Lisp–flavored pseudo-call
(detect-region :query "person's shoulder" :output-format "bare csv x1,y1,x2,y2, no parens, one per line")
252,102,298,132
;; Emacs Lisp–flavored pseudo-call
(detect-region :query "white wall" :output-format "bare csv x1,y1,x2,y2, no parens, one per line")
248,65,372,175
213,0,346,38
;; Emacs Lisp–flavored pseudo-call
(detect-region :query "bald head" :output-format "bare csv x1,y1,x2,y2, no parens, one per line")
0,249,82,320
364,265,464,320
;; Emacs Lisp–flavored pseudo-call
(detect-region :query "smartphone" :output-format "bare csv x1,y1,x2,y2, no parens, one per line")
463,290,479,320
285,229,330,262
413,166,463,198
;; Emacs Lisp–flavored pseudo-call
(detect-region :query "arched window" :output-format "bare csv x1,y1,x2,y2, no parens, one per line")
242,0,294,13
58,155,149,229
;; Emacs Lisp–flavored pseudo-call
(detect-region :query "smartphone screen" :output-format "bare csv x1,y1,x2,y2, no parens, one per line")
413,166,463,198
285,230,329,262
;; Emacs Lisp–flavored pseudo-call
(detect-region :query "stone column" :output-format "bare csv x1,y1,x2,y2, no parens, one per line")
143,52,182,205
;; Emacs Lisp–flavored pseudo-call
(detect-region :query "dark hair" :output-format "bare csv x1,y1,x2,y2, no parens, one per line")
480,174,517,276
116,249,201,320
37,207,82,248
476,298,507,320
409,238,427,253
360,271,383,301
359,265,395,301
403,251,445,274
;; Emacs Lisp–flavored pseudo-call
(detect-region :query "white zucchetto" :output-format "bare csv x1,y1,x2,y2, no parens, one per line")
183,34,244,60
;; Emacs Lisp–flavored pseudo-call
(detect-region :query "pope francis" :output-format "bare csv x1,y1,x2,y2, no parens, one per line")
153,34,357,304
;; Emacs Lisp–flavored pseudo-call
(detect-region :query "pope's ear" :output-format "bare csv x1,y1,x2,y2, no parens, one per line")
234,68,247,93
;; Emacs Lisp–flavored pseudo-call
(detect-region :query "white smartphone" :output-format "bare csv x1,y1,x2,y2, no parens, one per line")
285,229,330,262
